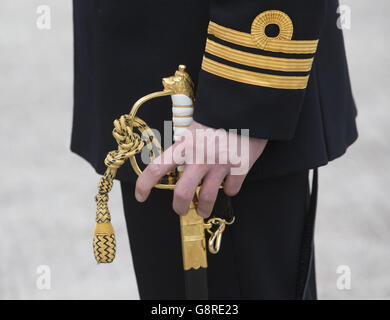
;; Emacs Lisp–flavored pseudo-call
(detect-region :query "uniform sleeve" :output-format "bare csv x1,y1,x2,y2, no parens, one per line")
193,0,327,140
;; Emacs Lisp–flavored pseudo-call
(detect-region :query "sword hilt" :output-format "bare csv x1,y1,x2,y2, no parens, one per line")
166,66,208,271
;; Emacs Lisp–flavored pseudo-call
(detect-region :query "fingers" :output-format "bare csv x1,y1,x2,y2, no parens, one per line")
197,169,227,218
223,173,246,197
135,144,179,202
173,165,208,215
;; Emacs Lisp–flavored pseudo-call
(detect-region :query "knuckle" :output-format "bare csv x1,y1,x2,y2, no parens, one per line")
147,163,161,177
136,185,146,195
135,180,147,194
174,185,193,202
194,164,206,171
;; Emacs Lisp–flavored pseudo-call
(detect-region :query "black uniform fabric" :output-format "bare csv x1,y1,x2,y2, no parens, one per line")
120,170,316,300
71,0,358,182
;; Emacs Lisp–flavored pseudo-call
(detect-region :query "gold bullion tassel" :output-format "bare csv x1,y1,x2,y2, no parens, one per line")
93,170,116,263
93,114,145,263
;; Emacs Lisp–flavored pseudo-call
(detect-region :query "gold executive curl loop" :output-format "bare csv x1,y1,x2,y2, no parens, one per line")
251,10,294,50
207,11,318,55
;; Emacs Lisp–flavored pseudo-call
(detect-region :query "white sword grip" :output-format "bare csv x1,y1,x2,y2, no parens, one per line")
171,94,194,172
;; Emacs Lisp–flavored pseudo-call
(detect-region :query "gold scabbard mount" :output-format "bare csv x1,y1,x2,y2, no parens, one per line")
180,201,208,270
181,198,235,270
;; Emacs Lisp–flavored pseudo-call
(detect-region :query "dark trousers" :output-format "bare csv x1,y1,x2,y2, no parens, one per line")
121,170,317,300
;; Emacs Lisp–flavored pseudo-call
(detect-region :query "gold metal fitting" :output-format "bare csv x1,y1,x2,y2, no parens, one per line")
205,217,235,254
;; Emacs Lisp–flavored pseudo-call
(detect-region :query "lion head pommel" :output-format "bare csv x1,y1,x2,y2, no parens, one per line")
162,65,195,101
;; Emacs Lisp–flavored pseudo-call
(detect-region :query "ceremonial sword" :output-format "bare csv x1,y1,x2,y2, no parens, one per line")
93,65,234,299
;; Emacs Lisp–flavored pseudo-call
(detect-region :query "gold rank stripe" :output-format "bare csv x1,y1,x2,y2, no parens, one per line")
205,39,314,72
173,124,191,128
208,21,319,54
202,56,309,89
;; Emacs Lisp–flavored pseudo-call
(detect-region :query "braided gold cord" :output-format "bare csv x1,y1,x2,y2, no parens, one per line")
93,114,157,263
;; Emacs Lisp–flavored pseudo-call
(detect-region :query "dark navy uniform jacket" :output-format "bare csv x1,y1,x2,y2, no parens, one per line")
71,0,358,181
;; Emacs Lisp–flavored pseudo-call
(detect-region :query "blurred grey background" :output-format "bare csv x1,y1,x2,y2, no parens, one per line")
0,0,388,299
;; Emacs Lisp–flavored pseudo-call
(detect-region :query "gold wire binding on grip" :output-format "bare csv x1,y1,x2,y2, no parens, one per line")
93,65,234,264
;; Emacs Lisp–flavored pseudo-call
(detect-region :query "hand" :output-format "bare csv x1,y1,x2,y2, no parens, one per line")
135,121,267,218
